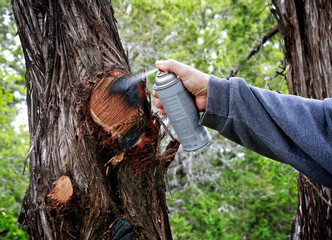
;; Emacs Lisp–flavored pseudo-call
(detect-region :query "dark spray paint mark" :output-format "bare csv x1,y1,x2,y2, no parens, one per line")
111,217,133,240
120,122,145,149
109,76,146,149
109,75,144,109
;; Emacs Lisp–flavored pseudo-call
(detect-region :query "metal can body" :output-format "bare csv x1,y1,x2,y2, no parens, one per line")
154,71,211,151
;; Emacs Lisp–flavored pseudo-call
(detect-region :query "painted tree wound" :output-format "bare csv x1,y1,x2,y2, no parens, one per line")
48,176,73,203
109,217,133,240
89,74,146,149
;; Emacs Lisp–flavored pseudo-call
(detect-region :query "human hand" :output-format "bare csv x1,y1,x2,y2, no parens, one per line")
152,59,210,115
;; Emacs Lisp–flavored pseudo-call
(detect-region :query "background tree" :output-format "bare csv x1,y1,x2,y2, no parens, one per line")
271,0,332,239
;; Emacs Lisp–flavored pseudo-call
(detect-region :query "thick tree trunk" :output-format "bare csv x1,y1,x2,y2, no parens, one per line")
12,0,179,239
271,1,332,239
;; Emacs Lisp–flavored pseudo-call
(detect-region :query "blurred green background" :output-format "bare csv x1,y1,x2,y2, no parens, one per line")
0,0,296,239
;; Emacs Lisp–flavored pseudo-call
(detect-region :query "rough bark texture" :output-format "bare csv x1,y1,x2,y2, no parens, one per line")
271,1,332,239
12,0,179,239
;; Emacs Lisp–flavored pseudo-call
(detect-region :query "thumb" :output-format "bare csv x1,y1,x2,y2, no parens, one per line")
155,60,167,71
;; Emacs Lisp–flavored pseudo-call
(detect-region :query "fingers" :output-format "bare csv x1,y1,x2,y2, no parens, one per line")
159,108,166,115
155,98,162,109
155,59,192,79
156,98,166,115
152,89,158,98
152,90,166,115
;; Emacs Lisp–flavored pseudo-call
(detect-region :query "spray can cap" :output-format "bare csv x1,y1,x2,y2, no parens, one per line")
154,71,180,90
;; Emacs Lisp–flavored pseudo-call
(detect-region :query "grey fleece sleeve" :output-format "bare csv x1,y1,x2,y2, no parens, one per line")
200,76,332,188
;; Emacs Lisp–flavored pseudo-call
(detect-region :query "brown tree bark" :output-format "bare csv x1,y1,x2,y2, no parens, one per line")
12,0,179,239
271,1,332,239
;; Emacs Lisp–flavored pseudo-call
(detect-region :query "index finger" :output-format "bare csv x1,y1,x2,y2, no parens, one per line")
155,59,192,78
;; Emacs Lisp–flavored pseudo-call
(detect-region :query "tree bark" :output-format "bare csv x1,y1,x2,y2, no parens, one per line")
271,0,332,239
12,0,179,239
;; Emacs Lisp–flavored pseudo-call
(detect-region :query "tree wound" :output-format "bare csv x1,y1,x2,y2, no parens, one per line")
48,176,73,203
89,75,146,149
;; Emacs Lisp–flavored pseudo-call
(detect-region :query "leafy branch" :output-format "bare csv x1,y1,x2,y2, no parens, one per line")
228,25,278,78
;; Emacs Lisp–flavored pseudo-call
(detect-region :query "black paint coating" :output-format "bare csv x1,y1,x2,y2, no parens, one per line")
109,76,144,109
109,76,146,149
111,217,133,240
119,233,133,240
120,122,145,149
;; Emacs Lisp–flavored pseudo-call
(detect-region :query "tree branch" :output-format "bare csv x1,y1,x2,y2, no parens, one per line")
228,25,279,78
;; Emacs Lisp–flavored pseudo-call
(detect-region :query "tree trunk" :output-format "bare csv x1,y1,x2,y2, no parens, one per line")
271,1,332,239
12,0,179,239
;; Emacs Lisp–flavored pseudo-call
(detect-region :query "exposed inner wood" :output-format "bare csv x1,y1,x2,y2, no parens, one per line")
89,76,145,148
104,152,125,167
48,176,73,203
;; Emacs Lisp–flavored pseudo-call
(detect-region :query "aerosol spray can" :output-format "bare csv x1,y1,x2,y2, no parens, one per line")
154,71,211,151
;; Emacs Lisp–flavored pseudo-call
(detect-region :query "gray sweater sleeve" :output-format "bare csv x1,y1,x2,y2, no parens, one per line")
200,76,332,188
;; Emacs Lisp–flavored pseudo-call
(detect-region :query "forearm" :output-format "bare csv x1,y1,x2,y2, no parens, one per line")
201,76,332,188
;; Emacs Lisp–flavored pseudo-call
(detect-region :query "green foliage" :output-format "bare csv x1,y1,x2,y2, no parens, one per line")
220,149,297,240
169,187,224,240
0,150,29,240
168,147,297,240
0,1,29,239
0,91,29,240
113,0,285,90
